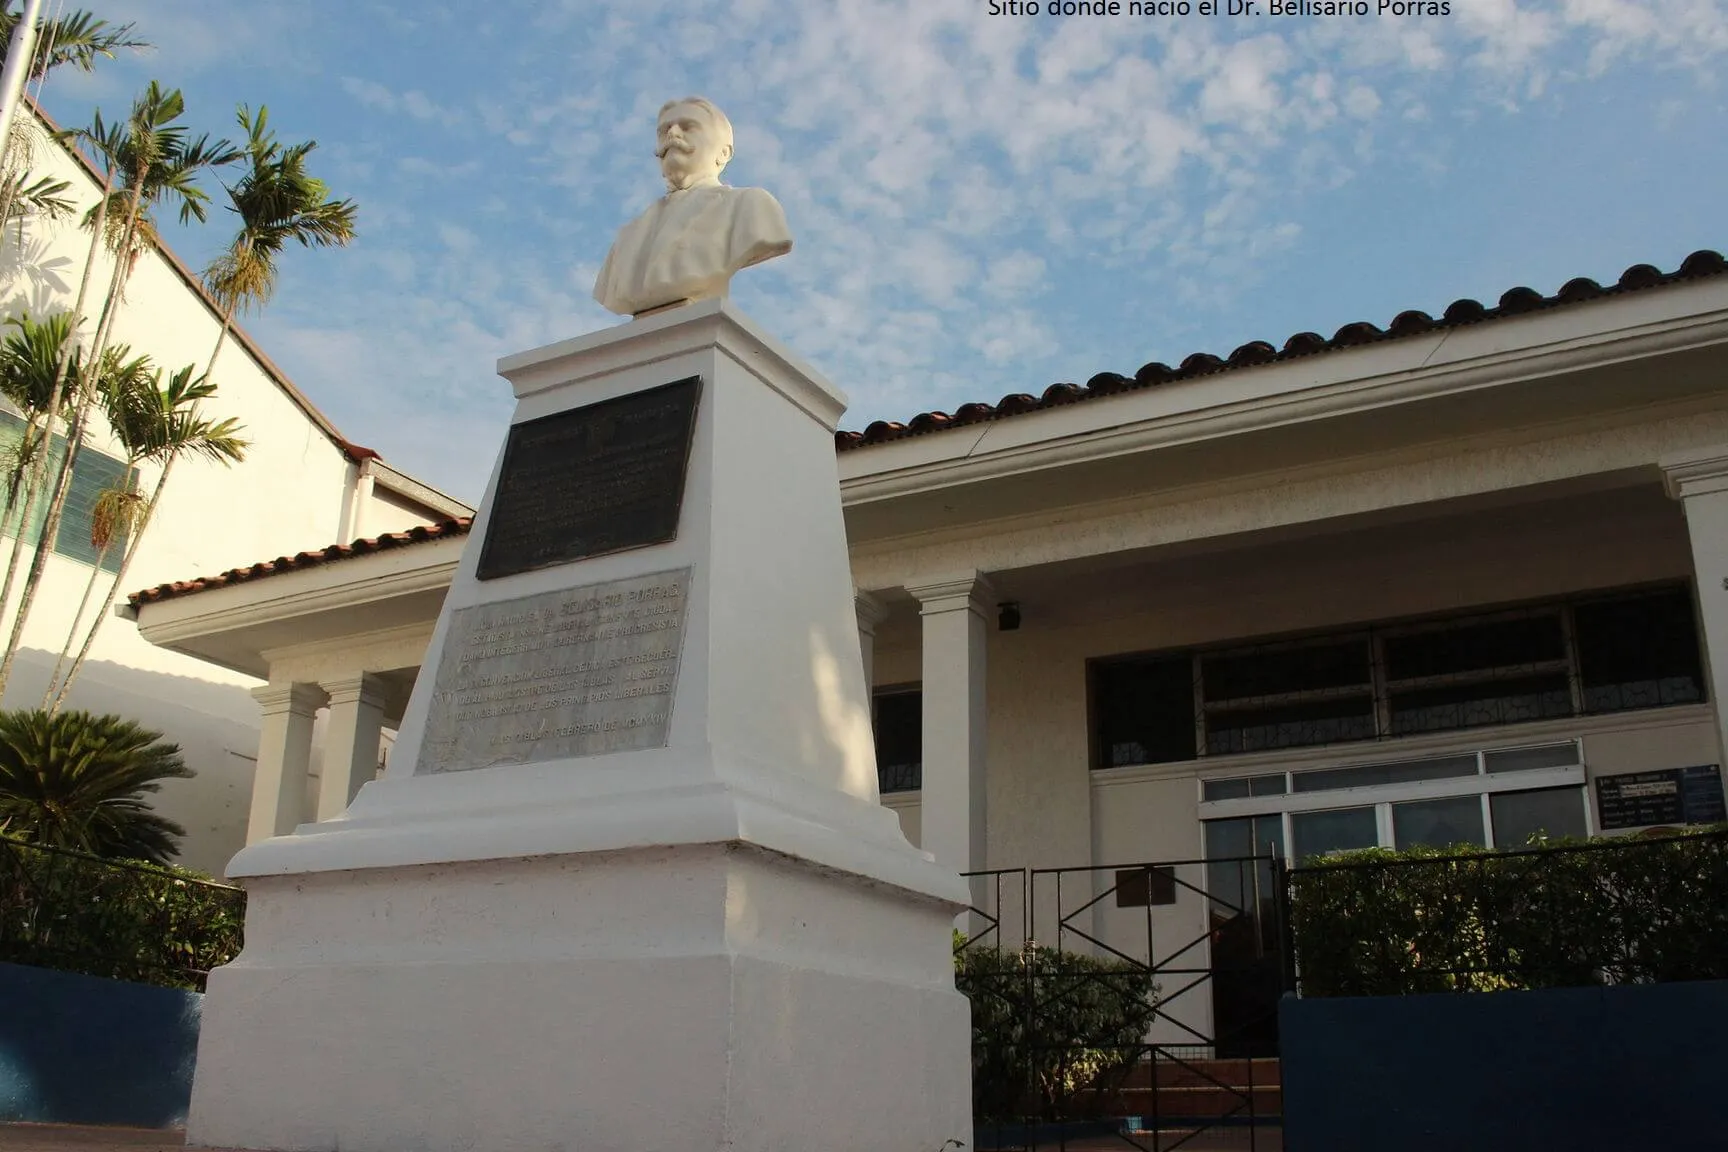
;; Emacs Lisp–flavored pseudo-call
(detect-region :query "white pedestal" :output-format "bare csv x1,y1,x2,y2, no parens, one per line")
187,300,972,1152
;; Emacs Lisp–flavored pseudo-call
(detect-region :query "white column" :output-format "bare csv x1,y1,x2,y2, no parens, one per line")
248,682,327,844
317,672,387,822
855,590,890,694
1665,450,1728,764
909,574,992,874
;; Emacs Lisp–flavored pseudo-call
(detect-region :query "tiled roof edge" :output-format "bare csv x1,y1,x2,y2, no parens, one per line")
128,517,473,608
832,249,1728,452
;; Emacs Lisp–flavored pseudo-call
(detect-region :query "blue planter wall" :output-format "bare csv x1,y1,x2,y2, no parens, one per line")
0,961,202,1128
1281,980,1728,1152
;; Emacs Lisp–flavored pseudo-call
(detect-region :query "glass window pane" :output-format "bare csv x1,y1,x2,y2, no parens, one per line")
1201,639,1370,701
1291,807,1379,862
1205,695,1376,755
1292,753,1478,793
59,446,133,572
1484,743,1579,773
1094,655,1196,767
873,691,921,793
1249,773,1288,797
1203,777,1251,801
1388,674,1573,736
1490,787,1588,847
1393,795,1486,850
1383,615,1565,680
1575,590,1706,713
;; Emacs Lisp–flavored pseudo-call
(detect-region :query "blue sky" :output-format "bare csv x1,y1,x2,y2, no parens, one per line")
37,0,1728,507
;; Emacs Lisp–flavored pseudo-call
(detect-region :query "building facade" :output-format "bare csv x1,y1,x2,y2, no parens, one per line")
0,108,469,875
128,248,1728,1041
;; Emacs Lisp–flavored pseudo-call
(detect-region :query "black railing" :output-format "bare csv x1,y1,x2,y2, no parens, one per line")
0,836,246,992
1286,827,1728,997
960,856,1285,1151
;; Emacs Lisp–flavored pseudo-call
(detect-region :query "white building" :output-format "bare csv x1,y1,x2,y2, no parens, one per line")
128,246,1728,1047
0,107,470,876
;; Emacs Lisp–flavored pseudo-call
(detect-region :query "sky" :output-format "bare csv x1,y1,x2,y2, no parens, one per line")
33,0,1728,508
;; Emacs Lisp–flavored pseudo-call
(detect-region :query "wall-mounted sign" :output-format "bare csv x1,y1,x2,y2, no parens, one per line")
1595,765,1726,831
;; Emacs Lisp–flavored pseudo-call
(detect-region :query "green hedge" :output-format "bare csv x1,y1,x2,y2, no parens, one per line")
0,834,245,991
1288,827,1728,997
955,939,1159,1121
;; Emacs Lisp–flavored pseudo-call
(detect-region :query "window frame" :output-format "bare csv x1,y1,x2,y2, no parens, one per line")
871,684,923,795
0,410,137,574
1198,738,1593,855
1092,581,1705,770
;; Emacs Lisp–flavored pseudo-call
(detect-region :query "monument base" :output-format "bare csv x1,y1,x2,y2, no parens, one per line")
187,841,970,1152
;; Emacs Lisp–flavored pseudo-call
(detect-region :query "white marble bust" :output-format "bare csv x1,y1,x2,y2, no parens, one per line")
592,97,793,318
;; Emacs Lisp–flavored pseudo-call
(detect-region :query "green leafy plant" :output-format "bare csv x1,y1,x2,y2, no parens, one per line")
0,708,192,863
0,833,243,991
1288,827,1728,997
955,938,1159,1122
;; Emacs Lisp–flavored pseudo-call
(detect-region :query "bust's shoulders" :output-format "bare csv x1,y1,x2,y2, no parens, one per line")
705,183,779,205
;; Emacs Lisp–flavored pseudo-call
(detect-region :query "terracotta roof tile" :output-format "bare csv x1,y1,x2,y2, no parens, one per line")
128,517,473,608
832,249,1728,451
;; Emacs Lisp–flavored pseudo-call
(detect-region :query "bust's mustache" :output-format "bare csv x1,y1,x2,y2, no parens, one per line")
656,139,694,159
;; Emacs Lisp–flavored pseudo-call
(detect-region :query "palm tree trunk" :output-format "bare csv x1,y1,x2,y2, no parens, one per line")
0,165,110,694
41,506,113,709
205,299,236,379
47,456,163,715
0,181,136,696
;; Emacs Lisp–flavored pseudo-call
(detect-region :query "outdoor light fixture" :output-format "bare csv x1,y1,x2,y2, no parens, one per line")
998,602,1022,631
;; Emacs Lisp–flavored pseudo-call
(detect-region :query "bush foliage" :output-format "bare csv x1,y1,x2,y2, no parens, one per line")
1288,827,1728,997
955,938,1159,1121
0,833,244,991
0,708,193,864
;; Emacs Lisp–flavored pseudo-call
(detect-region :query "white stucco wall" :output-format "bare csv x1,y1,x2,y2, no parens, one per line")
0,112,446,875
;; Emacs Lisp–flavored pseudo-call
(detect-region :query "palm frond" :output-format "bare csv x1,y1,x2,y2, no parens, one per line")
0,5,149,79
0,708,191,863
201,105,356,314
6,172,74,223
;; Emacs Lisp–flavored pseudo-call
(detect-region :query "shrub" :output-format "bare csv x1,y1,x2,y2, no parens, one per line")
1288,827,1728,997
0,708,192,864
0,834,244,991
955,938,1159,1121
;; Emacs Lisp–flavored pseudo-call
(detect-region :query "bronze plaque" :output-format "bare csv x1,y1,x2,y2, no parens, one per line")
477,377,701,580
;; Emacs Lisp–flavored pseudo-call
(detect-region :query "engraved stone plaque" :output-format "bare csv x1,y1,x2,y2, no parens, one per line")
414,568,691,774
477,377,701,580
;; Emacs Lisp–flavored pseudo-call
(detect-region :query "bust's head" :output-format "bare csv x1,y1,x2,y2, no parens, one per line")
656,97,734,192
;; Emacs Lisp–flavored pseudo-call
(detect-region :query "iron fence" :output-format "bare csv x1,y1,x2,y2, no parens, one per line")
960,855,1286,1151
0,836,246,991
1285,827,1728,997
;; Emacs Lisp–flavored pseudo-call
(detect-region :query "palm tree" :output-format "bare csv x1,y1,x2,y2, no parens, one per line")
0,708,191,863
202,103,357,374
0,3,145,78
0,311,76,520
45,363,247,711
0,82,237,696
0,4,147,252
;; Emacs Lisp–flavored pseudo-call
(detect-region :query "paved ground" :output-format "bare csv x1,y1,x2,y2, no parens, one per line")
0,1128,192,1152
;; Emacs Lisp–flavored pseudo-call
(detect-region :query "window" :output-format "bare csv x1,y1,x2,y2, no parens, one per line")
873,689,921,794
0,412,133,574
1201,638,1375,755
1094,654,1195,766
1573,588,1705,713
1199,740,1590,862
1092,584,1706,769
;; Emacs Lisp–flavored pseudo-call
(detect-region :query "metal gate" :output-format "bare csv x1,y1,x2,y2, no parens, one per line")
957,852,1289,1152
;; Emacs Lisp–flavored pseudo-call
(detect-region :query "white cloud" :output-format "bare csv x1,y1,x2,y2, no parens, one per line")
62,0,1728,503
